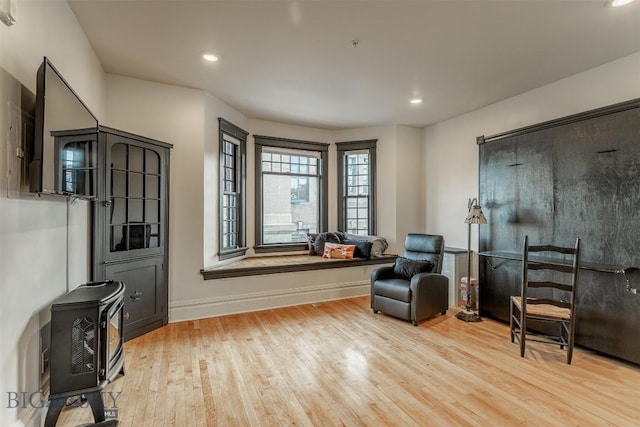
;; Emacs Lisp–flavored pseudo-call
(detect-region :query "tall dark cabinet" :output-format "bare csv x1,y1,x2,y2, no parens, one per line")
93,126,172,341
478,99,640,365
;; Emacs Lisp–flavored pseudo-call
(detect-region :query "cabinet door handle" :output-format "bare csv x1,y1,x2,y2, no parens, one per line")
124,312,130,320
130,291,143,301
103,200,112,207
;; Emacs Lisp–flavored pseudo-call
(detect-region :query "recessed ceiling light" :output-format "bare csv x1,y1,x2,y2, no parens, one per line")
606,0,635,7
202,53,219,62
410,98,423,104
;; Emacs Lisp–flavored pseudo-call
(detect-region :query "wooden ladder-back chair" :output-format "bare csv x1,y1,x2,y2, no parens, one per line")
510,236,581,364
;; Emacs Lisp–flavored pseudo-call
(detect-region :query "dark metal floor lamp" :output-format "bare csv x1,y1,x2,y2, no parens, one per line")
456,197,487,322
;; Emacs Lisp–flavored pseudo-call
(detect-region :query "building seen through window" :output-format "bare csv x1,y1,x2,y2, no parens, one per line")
337,139,377,236
261,150,319,244
218,118,248,260
254,136,329,252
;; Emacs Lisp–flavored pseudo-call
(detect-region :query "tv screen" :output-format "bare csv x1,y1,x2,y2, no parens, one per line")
30,57,98,198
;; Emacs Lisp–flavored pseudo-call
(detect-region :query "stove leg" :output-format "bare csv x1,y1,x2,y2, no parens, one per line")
86,390,106,423
44,397,65,427
44,391,106,427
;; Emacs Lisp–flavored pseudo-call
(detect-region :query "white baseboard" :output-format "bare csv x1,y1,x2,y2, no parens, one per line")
169,281,369,323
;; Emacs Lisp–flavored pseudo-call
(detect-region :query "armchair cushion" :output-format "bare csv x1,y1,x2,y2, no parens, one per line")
392,257,434,280
373,278,412,302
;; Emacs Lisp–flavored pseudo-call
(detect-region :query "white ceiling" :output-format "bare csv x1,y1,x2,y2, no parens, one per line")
68,0,640,130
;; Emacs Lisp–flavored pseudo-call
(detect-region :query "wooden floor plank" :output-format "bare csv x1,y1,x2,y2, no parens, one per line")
56,296,640,426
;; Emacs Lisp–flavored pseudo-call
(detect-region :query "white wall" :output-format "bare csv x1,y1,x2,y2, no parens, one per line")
423,52,640,278
395,125,424,247
0,2,106,426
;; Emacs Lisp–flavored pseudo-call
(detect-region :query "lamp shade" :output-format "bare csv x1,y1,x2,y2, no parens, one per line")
465,203,487,224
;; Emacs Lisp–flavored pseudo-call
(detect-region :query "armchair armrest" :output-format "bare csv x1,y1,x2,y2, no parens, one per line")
370,266,397,309
371,265,396,283
410,272,449,323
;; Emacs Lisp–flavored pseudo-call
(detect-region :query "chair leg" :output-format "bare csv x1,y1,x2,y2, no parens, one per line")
519,312,526,358
509,300,515,343
567,321,575,365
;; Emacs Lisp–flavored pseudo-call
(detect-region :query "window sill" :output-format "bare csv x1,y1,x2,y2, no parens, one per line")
218,247,249,261
253,243,308,254
200,254,397,280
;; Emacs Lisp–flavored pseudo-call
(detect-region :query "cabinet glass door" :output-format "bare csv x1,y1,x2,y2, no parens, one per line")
107,139,164,258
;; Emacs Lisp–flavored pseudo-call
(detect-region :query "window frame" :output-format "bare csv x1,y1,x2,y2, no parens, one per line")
218,118,248,261
336,139,377,236
254,135,329,253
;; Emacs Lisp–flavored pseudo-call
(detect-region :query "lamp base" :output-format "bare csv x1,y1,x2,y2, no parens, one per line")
455,309,483,322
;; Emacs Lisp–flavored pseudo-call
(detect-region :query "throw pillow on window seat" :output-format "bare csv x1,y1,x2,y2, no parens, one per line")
307,233,319,255
322,242,356,259
392,257,434,280
343,233,389,257
313,232,343,256
343,239,373,259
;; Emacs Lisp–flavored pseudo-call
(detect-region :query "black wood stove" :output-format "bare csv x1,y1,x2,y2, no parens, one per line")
45,280,125,426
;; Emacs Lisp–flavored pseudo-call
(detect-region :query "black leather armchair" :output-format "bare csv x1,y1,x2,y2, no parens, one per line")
371,234,449,325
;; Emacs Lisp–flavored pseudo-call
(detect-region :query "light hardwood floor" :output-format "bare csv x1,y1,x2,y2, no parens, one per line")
57,296,640,426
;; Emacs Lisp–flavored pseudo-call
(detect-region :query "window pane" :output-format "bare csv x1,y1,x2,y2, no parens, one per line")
219,124,247,255
129,146,144,172
111,198,126,225
146,175,159,198
145,200,159,223
111,226,125,252
146,150,160,174
262,174,319,244
129,199,143,222
342,148,373,234
111,170,127,197
130,172,144,198
111,144,127,170
128,224,147,250
290,177,309,203
149,224,160,248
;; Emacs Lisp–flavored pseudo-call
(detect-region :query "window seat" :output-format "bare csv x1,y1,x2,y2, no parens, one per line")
200,254,398,280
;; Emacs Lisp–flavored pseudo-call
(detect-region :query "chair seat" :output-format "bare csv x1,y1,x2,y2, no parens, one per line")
372,279,411,303
511,296,571,320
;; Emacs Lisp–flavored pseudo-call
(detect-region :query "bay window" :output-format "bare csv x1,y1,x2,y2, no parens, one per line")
218,118,248,260
336,139,377,236
254,135,329,252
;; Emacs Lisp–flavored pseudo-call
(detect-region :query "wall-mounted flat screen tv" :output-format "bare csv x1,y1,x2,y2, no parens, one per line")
30,57,98,199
